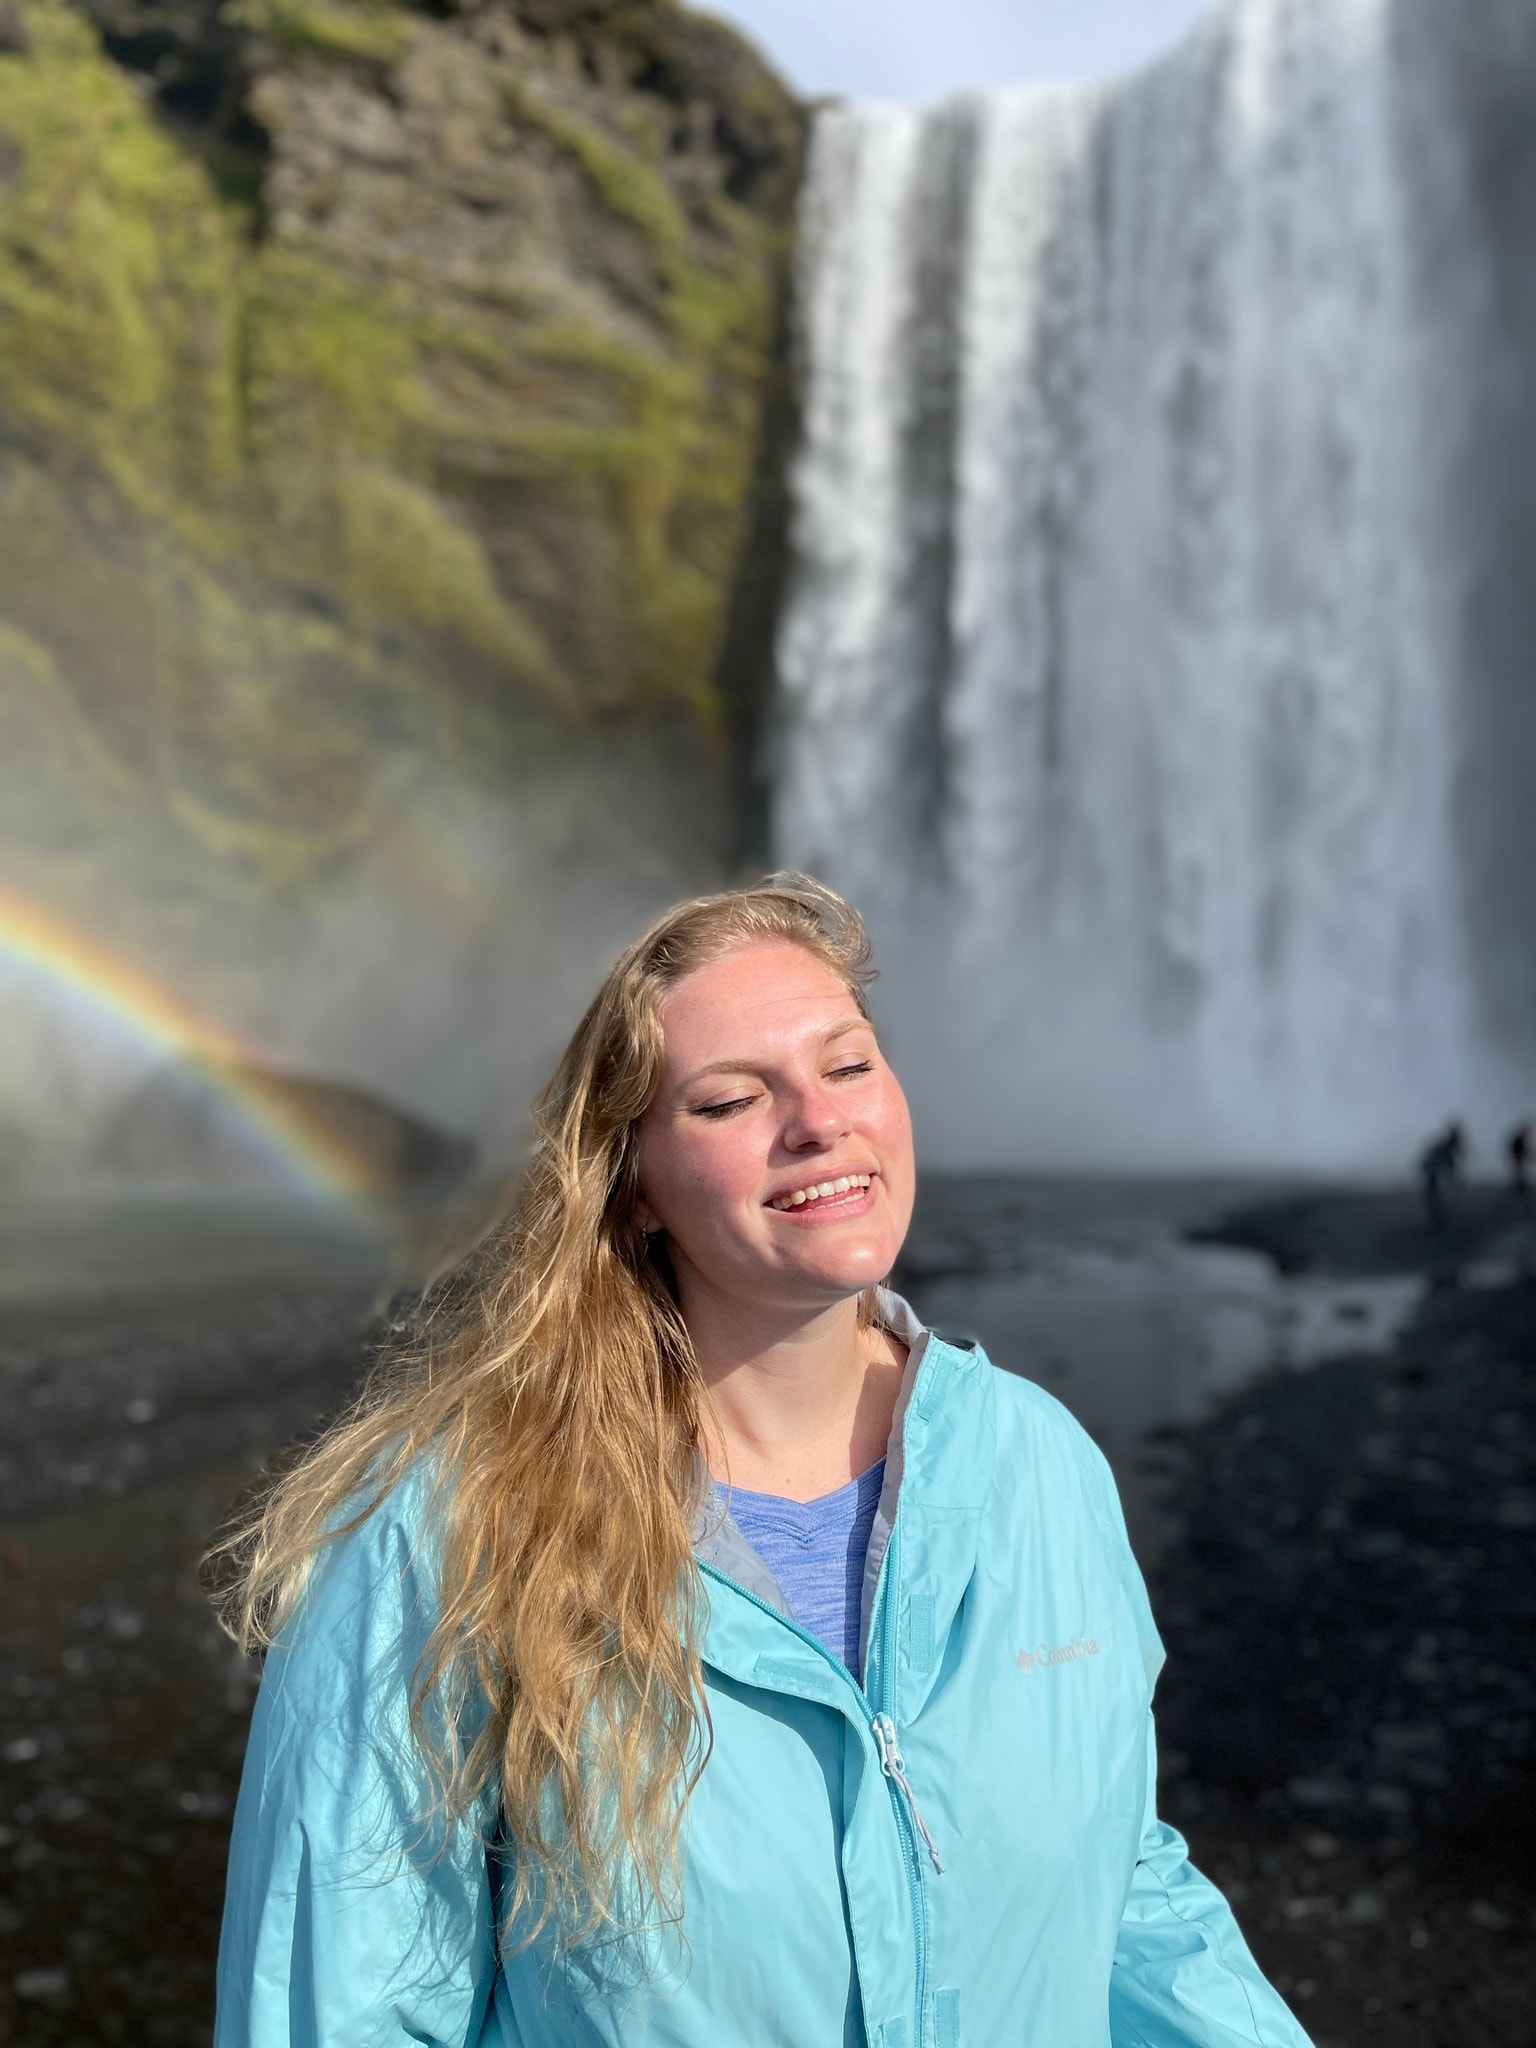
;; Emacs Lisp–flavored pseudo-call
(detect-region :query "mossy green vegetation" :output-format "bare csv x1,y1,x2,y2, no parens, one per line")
0,0,245,501
495,56,790,712
0,0,803,881
236,0,410,69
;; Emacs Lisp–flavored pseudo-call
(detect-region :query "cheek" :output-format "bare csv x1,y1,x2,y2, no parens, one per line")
639,1123,762,1237
876,1089,918,1238
878,1078,916,1177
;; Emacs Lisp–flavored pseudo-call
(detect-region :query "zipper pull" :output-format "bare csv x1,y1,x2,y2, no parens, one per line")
872,1712,946,1875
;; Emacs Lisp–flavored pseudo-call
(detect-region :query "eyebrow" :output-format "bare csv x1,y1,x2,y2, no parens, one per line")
679,1016,872,1087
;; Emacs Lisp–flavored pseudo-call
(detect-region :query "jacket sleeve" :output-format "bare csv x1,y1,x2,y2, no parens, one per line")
1109,1717,1313,2048
1073,1434,1313,2048
214,1483,502,2048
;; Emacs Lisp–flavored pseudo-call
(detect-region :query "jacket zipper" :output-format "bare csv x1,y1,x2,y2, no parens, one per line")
872,1715,945,1875
698,1534,937,2045
872,1520,932,2028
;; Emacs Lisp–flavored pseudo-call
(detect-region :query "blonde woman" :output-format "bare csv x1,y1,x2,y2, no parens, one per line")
214,875,1310,2048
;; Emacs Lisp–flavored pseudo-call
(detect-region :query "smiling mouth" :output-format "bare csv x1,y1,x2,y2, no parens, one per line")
768,1173,873,1213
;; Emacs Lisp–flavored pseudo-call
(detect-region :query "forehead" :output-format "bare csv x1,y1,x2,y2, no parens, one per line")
658,940,863,1069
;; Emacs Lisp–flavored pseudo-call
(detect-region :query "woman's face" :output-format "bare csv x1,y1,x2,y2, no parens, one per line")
635,940,915,1317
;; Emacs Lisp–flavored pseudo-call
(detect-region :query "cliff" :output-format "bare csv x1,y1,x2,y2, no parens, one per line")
0,0,805,1158
0,0,803,869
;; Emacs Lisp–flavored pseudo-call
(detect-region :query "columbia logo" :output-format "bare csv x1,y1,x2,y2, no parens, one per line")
1017,1637,1098,1672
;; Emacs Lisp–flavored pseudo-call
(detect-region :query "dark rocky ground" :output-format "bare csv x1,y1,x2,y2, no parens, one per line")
1152,1184,1536,2047
0,1270,388,2046
1,1185,1533,2045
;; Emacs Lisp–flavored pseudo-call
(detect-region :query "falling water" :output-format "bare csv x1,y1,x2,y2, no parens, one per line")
774,0,1516,1168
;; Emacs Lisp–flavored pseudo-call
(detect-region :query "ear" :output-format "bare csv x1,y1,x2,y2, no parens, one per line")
633,1193,662,1236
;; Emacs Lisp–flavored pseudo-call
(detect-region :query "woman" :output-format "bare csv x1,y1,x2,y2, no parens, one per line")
215,875,1311,2048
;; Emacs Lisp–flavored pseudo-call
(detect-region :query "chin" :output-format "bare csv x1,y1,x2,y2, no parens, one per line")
791,1245,899,1301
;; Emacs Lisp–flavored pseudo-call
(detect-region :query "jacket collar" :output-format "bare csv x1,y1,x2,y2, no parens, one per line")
691,1290,996,1707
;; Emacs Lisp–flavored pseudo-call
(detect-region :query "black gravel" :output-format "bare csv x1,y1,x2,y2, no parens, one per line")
1187,1182,1523,1279
1150,1190,1536,2046
0,1279,382,2047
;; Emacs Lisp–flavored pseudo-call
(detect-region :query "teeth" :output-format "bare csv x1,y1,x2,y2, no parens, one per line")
770,1174,871,1211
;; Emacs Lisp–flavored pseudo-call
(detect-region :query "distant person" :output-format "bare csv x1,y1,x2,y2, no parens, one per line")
211,874,1312,2048
1508,1119,1532,1199
1419,1117,1466,1225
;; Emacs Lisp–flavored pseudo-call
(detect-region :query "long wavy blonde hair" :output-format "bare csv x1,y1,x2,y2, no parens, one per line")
211,872,877,1945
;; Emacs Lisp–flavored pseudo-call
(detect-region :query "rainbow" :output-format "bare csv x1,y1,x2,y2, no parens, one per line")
0,880,387,1210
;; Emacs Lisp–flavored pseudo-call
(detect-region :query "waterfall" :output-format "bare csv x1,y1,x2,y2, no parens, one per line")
773,0,1524,1170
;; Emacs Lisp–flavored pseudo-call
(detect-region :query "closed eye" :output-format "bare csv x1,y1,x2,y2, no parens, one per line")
692,1059,871,1117
692,1094,757,1120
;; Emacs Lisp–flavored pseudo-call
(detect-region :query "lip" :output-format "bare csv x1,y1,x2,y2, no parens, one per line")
764,1171,879,1222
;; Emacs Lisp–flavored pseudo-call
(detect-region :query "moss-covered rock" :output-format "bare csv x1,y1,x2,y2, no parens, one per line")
0,0,805,874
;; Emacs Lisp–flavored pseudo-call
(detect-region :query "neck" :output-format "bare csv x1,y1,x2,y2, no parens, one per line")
680,1280,906,1502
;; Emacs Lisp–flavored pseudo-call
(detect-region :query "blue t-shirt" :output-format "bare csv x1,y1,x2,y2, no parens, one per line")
720,1460,886,1673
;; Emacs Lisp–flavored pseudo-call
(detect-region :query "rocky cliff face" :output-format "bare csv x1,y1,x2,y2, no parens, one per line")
0,0,805,1161
0,0,805,785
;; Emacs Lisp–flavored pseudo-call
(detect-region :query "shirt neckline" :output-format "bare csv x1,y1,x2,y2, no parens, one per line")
717,1456,888,1516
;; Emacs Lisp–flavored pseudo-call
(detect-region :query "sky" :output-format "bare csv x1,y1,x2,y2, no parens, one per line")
707,0,1219,104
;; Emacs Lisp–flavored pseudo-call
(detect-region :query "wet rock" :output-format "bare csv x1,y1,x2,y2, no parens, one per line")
1154,1260,1536,1875
1133,1182,1536,2038
13,1966,69,1999
97,1063,477,1197
1288,1774,1356,1810
1469,1899,1513,1931
1190,1185,1525,1280
0,1267,384,2042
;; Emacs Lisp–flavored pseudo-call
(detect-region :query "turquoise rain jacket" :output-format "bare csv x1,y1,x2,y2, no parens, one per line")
217,1296,1312,2048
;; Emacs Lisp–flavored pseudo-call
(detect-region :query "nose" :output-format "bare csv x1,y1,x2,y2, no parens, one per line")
779,1074,850,1153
